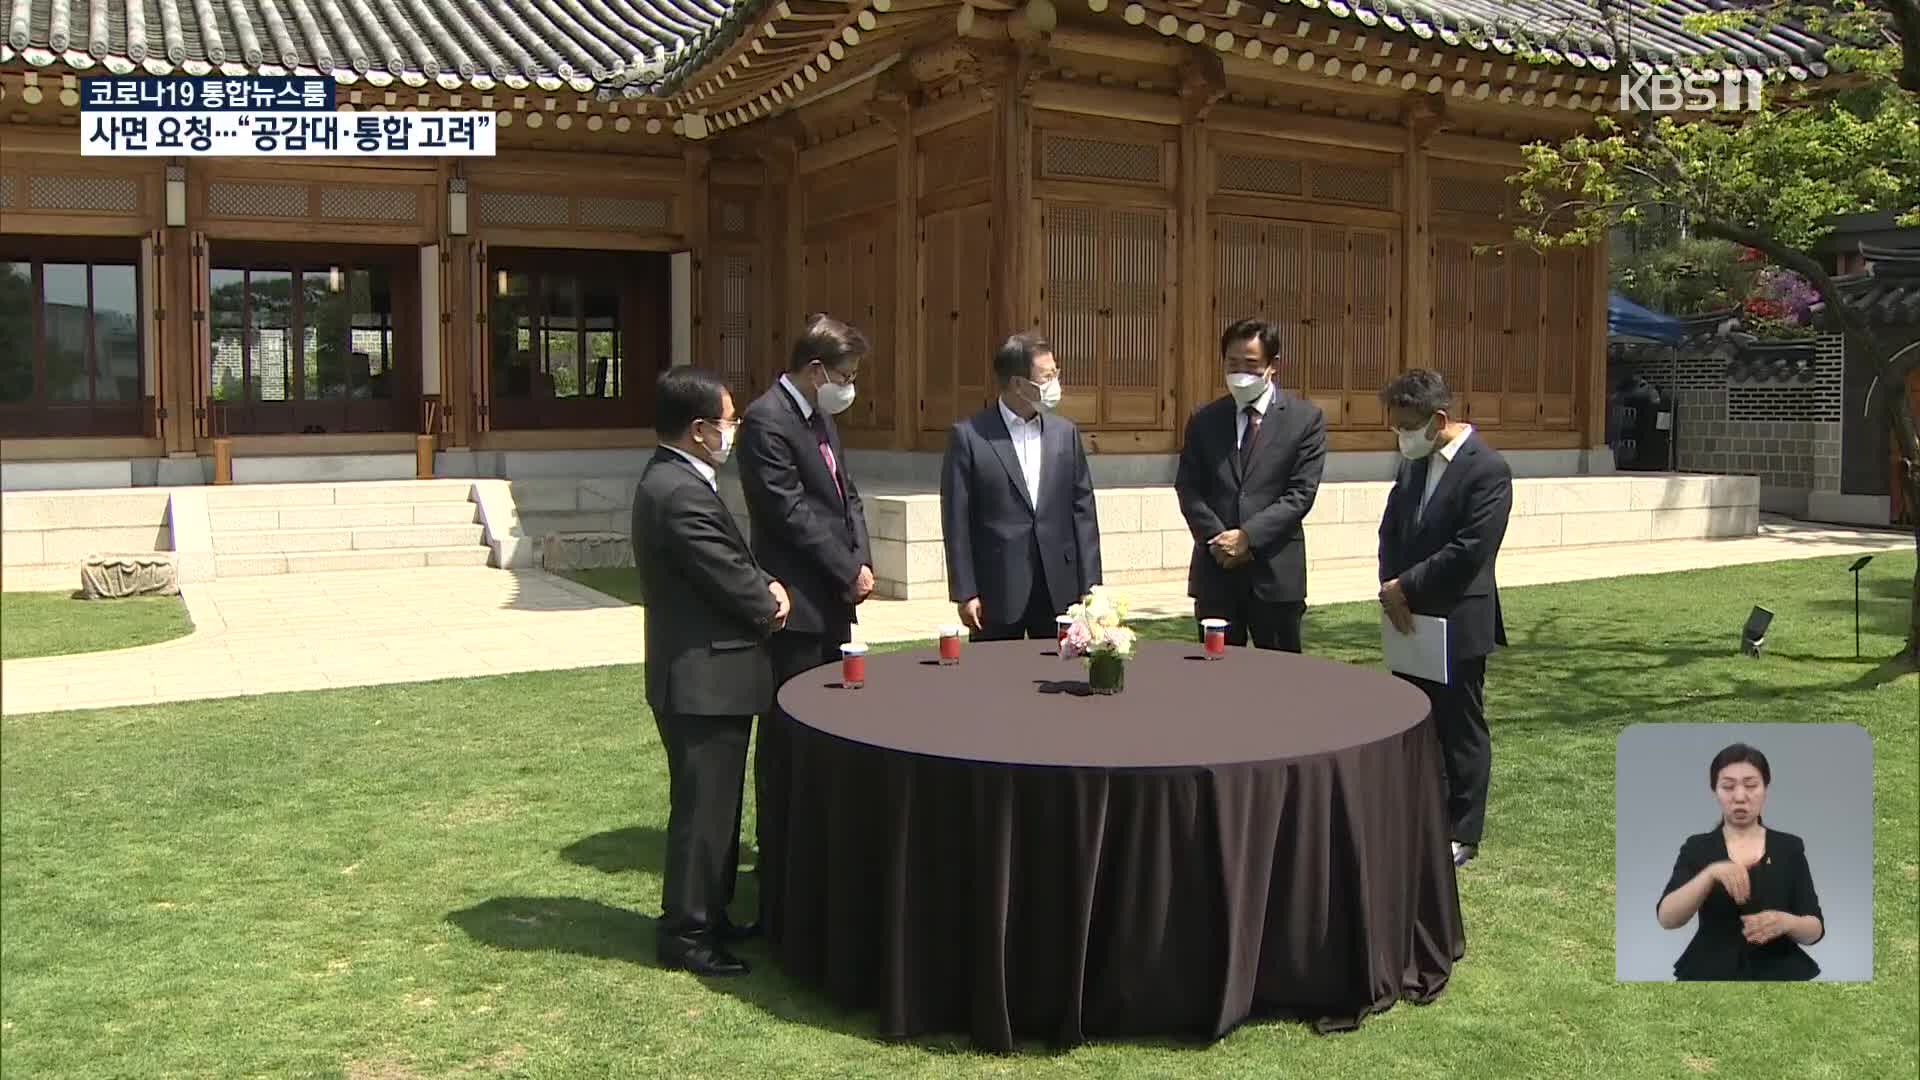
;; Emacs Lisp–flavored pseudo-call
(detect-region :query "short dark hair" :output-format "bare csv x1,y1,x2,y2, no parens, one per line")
1220,317,1281,362
654,367,728,440
788,312,870,373
1709,743,1772,789
1379,368,1453,416
992,332,1053,385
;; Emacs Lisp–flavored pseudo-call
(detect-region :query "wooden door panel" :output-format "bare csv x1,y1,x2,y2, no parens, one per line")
955,203,994,418
1506,245,1543,425
1267,221,1309,397
1102,205,1167,428
1469,245,1507,428
1431,236,1474,415
918,209,958,430
1042,201,1102,426
1346,227,1397,429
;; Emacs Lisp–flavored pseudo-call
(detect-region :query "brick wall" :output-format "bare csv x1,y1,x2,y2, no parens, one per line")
1611,334,1844,513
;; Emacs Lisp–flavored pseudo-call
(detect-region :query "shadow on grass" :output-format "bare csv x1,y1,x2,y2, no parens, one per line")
559,825,761,877
446,896,657,966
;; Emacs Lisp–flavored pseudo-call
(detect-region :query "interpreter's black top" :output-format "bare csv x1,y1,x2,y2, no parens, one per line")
1659,827,1823,981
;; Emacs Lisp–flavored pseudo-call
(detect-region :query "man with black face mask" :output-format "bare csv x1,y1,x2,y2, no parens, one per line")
1376,368,1513,869
736,312,875,947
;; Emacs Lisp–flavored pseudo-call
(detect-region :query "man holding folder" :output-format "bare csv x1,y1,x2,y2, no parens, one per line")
1376,369,1512,869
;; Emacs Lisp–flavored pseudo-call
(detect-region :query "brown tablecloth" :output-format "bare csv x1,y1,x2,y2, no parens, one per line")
768,639,1464,1050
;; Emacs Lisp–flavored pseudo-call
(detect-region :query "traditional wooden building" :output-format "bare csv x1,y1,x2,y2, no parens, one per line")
1,0,1834,491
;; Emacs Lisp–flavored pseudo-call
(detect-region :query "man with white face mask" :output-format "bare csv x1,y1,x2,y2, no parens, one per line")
940,332,1102,639
1175,317,1327,653
1376,368,1513,869
737,312,875,946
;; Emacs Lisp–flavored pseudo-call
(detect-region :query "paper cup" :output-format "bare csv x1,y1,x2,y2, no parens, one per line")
840,642,868,688
938,626,963,664
1201,618,1229,659
1055,615,1076,643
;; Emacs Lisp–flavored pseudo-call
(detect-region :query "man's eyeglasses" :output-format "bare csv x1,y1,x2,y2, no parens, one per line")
811,359,858,385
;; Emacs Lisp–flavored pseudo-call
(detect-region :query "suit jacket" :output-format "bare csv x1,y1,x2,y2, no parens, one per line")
1662,827,1823,981
940,404,1103,620
1175,388,1327,605
1377,431,1513,661
632,448,777,718
737,382,872,638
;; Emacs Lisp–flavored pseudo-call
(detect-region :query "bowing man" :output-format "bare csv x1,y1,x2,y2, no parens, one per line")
940,332,1102,640
632,367,790,977
1174,317,1327,652
1377,368,1513,869
735,312,874,945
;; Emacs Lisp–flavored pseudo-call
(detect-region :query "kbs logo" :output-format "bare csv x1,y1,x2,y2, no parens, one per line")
1617,70,1763,112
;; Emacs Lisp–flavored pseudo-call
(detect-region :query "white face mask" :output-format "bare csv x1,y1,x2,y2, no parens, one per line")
1226,372,1269,406
817,379,857,416
699,422,734,466
1023,378,1062,413
1395,421,1439,461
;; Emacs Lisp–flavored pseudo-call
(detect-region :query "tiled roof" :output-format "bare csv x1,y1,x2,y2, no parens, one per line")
1835,244,1920,326
0,0,739,91
0,0,1839,101
1300,1,1831,79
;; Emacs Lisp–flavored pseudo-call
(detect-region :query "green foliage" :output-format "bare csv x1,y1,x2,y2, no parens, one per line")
1612,237,1757,315
1512,3,1920,254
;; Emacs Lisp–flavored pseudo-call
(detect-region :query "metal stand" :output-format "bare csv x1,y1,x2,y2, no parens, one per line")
1849,555,1877,659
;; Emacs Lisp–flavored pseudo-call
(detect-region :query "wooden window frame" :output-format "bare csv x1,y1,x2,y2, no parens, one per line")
0,236,146,438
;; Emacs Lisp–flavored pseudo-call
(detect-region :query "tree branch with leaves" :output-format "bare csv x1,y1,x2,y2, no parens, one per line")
1510,0,1920,660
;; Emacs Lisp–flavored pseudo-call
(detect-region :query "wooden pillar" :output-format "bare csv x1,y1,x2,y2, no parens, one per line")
1582,238,1610,453
443,236,473,447
990,64,1033,336
1177,51,1226,430
881,95,919,451
158,194,196,456
685,146,711,368
1402,100,1441,376
783,143,806,354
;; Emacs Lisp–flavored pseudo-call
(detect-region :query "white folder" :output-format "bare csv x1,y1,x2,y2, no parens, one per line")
1381,612,1450,685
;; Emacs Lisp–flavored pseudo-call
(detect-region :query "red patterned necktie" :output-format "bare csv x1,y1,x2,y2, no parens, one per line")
812,413,843,498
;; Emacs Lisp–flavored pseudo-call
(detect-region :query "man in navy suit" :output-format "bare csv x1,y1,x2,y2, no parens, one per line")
940,332,1102,639
736,313,874,944
1377,368,1514,868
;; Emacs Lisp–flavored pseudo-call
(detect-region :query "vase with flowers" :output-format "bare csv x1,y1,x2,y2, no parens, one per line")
1059,586,1138,695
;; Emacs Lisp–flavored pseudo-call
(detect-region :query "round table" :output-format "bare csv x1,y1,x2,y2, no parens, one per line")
766,639,1465,1050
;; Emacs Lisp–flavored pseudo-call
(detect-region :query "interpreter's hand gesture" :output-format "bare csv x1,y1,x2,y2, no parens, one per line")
769,580,791,632
1741,910,1790,945
1707,859,1751,905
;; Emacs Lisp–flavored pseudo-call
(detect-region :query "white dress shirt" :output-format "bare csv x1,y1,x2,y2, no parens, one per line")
1235,380,1276,450
1417,424,1474,520
663,444,718,493
998,397,1044,509
778,373,815,421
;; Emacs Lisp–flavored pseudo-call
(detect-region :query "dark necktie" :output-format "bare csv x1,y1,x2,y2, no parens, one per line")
811,412,843,499
1240,405,1263,470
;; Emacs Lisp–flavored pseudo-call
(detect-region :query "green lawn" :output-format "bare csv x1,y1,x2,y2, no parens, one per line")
0,590,194,661
2,555,1915,1079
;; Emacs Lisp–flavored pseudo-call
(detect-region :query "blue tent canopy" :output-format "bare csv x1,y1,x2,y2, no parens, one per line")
1608,292,1685,345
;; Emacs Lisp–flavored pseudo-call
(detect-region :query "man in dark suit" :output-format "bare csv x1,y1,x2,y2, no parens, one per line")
632,367,791,976
736,312,874,945
1377,368,1514,869
1174,317,1327,652
940,332,1102,639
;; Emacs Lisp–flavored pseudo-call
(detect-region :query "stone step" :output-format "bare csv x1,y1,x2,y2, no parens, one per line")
200,480,476,511
214,545,493,578
211,524,488,555
209,502,478,531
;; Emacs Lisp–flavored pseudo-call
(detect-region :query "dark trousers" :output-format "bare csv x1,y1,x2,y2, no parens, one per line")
1194,597,1306,654
654,709,752,942
972,553,1060,642
759,629,846,942
1400,654,1491,846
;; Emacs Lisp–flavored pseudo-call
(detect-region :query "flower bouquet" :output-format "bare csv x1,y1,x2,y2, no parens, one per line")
1059,586,1138,695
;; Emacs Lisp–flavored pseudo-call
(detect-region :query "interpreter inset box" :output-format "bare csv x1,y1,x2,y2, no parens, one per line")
1615,723,1873,982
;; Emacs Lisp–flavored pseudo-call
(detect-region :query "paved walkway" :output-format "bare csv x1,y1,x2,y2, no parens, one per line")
2,518,1908,716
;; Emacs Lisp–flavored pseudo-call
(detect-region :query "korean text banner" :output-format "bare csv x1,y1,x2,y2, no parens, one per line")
82,76,336,113
82,113,497,157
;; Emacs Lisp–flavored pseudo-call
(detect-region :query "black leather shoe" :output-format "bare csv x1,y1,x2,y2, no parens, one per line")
657,937,750,977
715,919,761,943
1452,842,1478,868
